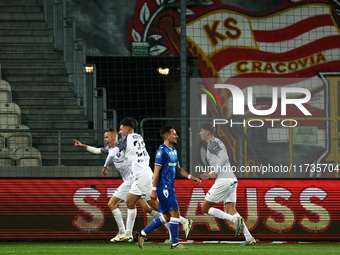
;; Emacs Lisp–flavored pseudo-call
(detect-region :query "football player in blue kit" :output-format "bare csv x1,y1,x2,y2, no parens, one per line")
136,125,201,250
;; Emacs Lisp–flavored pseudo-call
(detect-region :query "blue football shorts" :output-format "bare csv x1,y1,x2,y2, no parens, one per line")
157,186,179,213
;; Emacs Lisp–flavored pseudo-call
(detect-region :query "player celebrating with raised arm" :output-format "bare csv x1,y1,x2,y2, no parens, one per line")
73,128,132,241
136,126,201,250
199,123,256,246
102,119,156,241
73,128,163,242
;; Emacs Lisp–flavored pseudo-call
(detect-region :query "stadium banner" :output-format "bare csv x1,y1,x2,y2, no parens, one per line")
0,178,338,240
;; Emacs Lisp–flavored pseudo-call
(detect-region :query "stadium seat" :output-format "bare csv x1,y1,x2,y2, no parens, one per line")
4,124,32,152
14,147,42,166
0,125,5,148
0,147,15,166
0,80,12,103
0,102,21,126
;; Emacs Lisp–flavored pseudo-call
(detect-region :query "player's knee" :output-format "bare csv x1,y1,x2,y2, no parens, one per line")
140,204,151,213
163,214,170,222
108,201,118,210
126,201,136,209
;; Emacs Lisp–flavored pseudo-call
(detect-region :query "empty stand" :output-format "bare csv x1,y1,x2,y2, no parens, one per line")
0,80,12,102
0,125,5,147
0,102,20,126
0,0,105,166
0,147,15,166
4,124,32,151
14,147,42,166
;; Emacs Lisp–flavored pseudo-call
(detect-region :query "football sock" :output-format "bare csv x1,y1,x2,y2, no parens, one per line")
126,208,137,236
150,210,162,218
164,222,171,236
179,216,186,225
143,215,167,235
242,222,253,241
232,212,241,224
112,208,125,234
208,207,233,222
169,217,179,246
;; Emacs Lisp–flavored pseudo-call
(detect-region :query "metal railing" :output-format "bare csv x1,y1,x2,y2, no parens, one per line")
35,0,116,144
39,0,86,92
0,129,107,166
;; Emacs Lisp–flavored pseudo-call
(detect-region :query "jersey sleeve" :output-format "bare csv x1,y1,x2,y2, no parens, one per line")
100,146,109,154
116,136,128,151
207,139,223,156
154,148,166,167
103,147,120,167
207,138,229,171
86,146,103,154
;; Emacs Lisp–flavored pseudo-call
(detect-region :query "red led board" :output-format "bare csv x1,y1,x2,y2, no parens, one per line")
0,179,338,240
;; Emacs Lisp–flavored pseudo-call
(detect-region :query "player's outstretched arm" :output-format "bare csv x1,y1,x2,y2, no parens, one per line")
72,139,103,154
73,139,87,149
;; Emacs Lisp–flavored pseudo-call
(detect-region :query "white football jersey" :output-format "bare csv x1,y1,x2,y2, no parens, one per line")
206,137,236,179
100,146,133,182
106,147,132,182
116,133,153,179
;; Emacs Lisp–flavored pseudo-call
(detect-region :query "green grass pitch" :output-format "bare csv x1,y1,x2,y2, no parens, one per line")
0,241,340,255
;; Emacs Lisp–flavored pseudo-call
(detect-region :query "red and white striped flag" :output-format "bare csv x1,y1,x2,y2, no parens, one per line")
182,3,340,118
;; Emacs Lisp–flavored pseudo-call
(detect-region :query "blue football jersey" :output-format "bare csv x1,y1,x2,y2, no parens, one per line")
154,143,179,189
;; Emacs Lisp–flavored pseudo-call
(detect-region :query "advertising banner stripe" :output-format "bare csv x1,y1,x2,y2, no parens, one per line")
0,179,339,240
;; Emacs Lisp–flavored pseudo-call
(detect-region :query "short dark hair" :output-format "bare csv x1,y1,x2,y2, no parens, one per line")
200,122,215,135
120,118,136,130
160,125,174,139
105,128,118,136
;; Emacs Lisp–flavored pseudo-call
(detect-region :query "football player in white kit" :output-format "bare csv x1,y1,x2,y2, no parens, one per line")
199,123,256,246
73,128,165,242
102,119,193,242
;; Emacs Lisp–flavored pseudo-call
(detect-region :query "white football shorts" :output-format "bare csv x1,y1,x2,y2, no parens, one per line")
112,180,133,201
129,174,152,201
205,178,238,204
